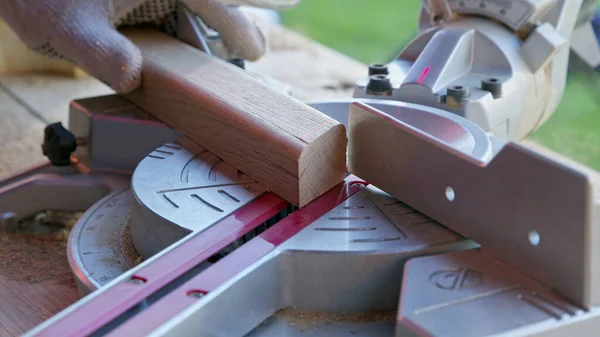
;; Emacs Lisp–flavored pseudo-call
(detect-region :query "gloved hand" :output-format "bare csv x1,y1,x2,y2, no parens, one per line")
0,0,282,93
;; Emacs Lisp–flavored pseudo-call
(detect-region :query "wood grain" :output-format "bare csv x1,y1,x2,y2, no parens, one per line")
0,278,79,336
122,28,347,206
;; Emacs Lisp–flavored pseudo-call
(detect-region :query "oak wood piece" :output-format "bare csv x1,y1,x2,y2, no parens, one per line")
122,28,347,207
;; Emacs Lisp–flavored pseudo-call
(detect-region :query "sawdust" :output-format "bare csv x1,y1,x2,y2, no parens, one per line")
274,308,397,332
120,219,143,267
0,211,80,285
96,216,142,276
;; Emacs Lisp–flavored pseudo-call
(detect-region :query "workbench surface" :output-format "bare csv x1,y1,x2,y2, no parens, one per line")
0,24,365,336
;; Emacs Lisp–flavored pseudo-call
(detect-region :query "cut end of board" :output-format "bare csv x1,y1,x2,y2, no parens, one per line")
298,123,347,207
122,28,348,208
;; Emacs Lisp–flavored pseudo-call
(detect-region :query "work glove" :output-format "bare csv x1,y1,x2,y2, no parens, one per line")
0,0,298,94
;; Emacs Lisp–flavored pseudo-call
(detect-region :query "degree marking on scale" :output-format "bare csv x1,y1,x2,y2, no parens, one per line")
148,155,165,160
218,190,240,202
411,218,436,226
208,159,223,182
191,194,224,212
154,149,174,155
157,182,256,194
163,194,179,208
163,144,181,150
369,199,408,239
74,189,139,290
180,150,209,183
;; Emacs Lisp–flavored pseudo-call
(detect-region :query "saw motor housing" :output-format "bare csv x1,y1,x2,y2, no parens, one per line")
355,0,598,141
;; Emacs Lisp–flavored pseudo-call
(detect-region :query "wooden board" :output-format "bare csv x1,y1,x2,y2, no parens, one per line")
122,28,347,207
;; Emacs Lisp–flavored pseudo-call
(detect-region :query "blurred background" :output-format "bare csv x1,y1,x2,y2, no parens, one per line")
277,0,600,170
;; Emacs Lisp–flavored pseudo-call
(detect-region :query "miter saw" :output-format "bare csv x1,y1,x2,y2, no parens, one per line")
1,0,599,336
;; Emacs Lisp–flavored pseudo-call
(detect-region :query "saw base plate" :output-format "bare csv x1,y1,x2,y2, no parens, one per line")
65,98,493,297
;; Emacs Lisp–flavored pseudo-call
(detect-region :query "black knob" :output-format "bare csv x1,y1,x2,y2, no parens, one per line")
42,122,76,166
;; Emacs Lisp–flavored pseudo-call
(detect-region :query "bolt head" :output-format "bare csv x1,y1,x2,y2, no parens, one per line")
368,63,389,76
366,74,392,95
188,290,206,299
126,277,146,285
481,78,502,98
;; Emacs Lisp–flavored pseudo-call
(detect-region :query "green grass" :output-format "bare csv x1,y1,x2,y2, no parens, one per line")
530,74,600,168
281,1,600,170
280,0,421,64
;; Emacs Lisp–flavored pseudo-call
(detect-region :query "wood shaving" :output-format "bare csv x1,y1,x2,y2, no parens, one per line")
0,211,80,285
121,219,143,267
274,308,397,331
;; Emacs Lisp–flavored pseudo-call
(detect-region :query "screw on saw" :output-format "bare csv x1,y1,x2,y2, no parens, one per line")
187,290,207,299
445,186,456,201
368,63,389,76
366,74,393,95
481,77,502,98
350,180,368,187
528,230,541,246
125,276,147,285
350,180,369,198
445,85,469,108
